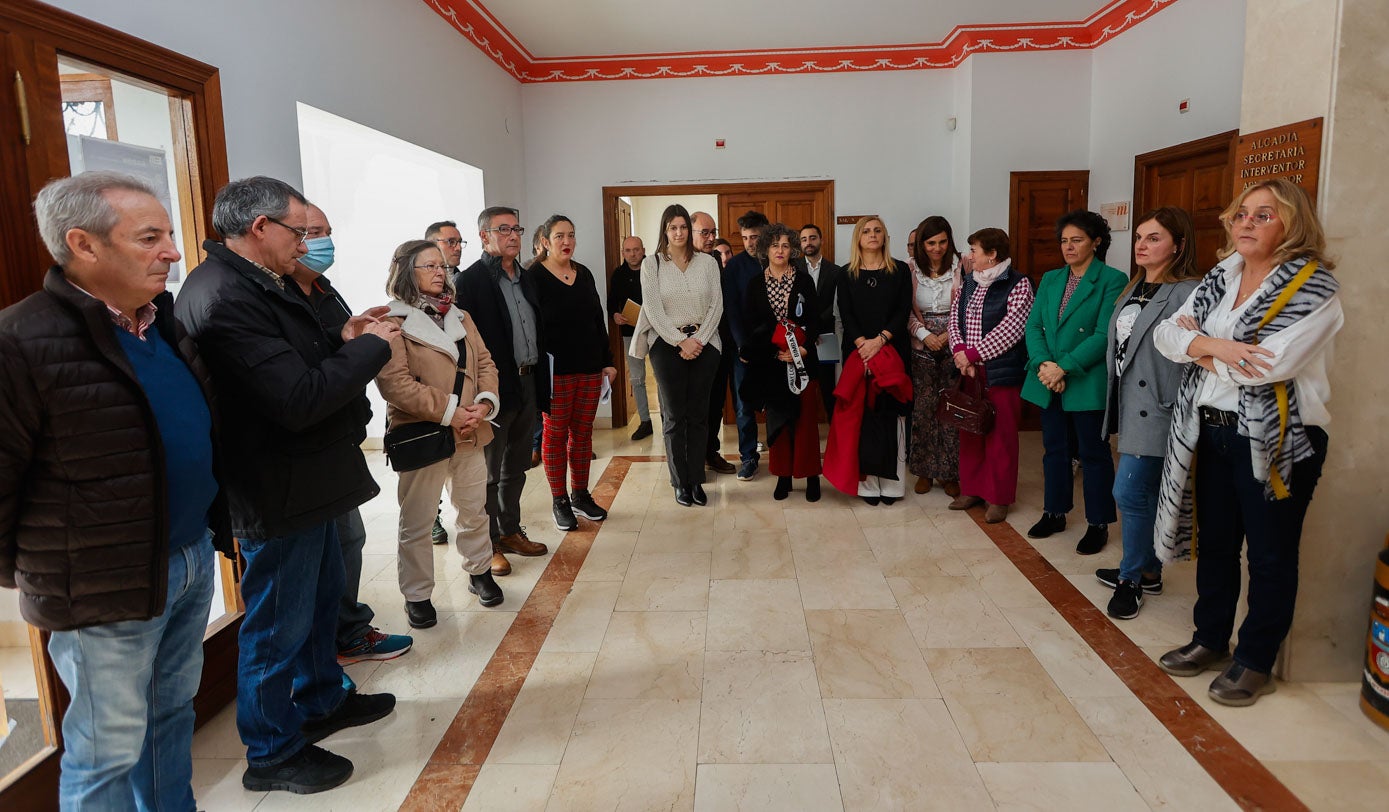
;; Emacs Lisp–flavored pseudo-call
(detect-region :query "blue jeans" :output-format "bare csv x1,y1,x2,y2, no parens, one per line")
236,522,348,767
48,536,216,812
1039,402,1116,525
731,357,760,464
1113,454,1164,583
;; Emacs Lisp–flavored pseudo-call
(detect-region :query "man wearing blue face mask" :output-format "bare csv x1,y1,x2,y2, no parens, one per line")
287,203,414,667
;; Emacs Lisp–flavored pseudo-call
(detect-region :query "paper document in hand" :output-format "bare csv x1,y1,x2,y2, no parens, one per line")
599,375,613,404
622,299,641,325
816,332,840,362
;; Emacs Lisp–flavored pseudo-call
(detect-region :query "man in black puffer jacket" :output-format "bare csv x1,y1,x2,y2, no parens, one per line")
175,176,399,795
0,171,230,809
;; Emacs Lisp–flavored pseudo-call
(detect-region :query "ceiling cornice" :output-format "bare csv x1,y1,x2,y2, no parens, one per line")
424,0,1178,84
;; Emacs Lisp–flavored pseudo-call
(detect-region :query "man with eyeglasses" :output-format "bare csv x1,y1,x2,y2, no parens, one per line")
280,203,413,668
175,176,401,794
454,207,551,579
690,211,739,475
426,220,467,276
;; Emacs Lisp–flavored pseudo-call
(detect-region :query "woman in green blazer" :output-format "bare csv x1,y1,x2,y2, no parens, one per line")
1022,210,1128,554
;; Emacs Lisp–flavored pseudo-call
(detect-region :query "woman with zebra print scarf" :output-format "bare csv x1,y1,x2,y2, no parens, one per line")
1151,179,1343,707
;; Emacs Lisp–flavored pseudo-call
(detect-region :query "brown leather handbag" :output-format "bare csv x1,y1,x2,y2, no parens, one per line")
936,365,995,435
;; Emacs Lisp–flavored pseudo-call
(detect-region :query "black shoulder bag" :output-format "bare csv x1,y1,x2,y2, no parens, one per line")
383,349,466,472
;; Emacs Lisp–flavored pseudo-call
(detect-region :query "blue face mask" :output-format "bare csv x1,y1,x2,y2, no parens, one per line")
299,236,335,273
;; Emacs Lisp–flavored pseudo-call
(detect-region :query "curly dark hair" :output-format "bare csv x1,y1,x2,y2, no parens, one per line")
1055,209,1113,262
754,222,801,265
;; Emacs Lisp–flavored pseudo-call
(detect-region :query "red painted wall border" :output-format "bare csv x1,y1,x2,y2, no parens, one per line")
424,0,1178,83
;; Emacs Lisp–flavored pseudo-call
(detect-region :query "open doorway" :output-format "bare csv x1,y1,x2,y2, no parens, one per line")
600,180,835,428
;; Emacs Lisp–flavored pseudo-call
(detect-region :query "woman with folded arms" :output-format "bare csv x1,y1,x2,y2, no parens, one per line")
376,239,503,625
1022,210,1127,554
1094,207,1200,620
629,204,724,506
906,216,963,497
527,215,617,532
947,228,1034,524
740,223,822,502
1152,179,1342,707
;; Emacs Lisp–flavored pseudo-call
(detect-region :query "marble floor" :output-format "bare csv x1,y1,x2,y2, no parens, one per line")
188,425,1389,811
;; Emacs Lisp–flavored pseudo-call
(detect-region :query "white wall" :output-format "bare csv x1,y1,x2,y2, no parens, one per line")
965,50,1094,236
1087,0,1247,272
521,69,961,278
45,0,527,209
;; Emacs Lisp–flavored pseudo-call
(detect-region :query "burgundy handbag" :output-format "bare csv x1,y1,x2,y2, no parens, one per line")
935,365,995,435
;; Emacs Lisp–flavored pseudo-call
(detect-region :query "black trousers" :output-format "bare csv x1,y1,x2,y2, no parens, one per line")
1192,422,1328,673
650,341,721,489
814,361,837,420
484,373,537,539
707,344,734,456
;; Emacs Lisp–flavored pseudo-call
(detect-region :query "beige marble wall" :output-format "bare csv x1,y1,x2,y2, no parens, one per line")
1239,0,1338,133
1240,0,1389,681
1279,0,1389,682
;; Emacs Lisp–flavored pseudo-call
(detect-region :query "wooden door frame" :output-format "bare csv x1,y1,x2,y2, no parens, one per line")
599,179,835,428
0,2,232,807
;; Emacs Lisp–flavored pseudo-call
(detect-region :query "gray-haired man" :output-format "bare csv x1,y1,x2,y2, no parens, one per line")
1,171,228,809
175,176,399,794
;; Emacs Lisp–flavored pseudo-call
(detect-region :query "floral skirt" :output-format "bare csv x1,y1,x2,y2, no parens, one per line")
908,313,960,480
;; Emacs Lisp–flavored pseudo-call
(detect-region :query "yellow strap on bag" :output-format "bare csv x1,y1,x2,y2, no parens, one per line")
1252,260,1319,499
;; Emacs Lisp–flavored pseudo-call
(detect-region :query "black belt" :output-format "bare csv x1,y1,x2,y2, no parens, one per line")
518,363,535,375
678,324,700,337
1199,406,1239,427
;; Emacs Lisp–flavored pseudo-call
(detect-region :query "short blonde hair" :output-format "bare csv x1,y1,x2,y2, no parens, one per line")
1218,179,1334,270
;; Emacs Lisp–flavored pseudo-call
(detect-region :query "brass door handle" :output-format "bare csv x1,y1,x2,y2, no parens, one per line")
14,71,31,145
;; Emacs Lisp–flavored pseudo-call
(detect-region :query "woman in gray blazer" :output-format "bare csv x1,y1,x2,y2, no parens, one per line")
1096,207,1200,619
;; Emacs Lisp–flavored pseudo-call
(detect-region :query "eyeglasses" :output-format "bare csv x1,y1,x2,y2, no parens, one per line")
434,237,467,248
694,228,717,238
1230,210,1278,227
267,217,309,244
485,225,526,236
413,263,450,273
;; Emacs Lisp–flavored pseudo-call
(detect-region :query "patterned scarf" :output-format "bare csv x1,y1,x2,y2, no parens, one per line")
1154,257,1338,563
419,292,453,328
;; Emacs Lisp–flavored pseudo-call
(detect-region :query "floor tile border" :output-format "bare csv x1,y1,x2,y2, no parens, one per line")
401,456,659,809
966,505,1309,812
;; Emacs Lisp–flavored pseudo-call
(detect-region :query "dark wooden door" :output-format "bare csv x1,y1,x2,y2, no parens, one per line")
1134,130,1237,272
1008,170,1089,289
719,189,830,259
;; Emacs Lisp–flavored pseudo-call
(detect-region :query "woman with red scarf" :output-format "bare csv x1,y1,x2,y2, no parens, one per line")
739,223,822,501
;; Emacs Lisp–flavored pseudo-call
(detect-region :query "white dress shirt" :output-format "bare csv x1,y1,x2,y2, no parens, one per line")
1153,253,1343,426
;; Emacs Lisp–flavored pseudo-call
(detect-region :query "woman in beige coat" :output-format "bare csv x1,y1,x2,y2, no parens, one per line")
376,240,502,628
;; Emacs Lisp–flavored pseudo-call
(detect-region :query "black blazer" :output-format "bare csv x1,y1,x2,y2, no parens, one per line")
454,253,551,413
739,269,820,442
174,241,388,539
809,259,843,333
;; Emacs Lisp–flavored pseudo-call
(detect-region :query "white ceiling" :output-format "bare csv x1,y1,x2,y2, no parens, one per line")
484,0,1113,58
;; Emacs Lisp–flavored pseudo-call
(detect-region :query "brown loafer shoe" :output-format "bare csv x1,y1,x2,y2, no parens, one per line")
706,453,736,474
1208,662,1276,707
913,477,932,494
496,531,548,557
1157,642,1230,677
941,480,961,498
984,503,1009,523
489,545,512,577
948,495,983,511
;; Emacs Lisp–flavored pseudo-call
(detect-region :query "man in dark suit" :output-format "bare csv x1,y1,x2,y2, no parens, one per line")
453,207,550,578
723,210,769,481
800,223,844,418
691,211,737,474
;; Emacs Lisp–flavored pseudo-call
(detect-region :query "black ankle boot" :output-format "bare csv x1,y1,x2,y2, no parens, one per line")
805,476,821,502
1027,512,1067,539
468,572,504,607
1076,524,1108,555
773,476,792,500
